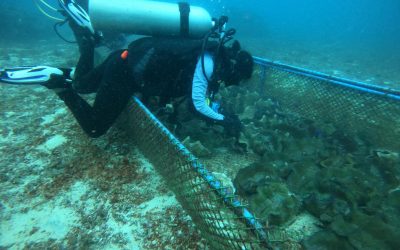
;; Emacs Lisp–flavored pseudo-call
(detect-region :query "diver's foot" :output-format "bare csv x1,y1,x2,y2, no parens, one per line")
43,74,73,93
58,0,95,35
59,0,102,46
0,66,72,91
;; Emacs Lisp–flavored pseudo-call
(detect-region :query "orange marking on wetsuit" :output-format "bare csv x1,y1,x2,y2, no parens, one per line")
121,50,129,60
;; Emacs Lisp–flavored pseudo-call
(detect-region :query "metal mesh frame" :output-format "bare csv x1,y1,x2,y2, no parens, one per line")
253,58,400,152
121,56,399,248
125,98,270,249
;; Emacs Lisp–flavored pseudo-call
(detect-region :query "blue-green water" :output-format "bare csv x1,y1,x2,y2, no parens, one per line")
0,1,399,249
1,0,399,88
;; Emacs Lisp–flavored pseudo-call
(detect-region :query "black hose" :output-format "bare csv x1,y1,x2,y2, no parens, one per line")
200,18,237,95
53,21,76,44
201,30,214,84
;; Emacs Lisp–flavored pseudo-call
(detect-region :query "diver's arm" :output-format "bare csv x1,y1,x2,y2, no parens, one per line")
192,53,224,121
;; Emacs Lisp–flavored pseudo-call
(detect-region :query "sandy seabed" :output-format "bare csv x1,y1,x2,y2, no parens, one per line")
0,41,205,249
1,37,398,249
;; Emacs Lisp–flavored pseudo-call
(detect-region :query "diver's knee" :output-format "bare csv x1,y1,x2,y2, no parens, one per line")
72,80,96,94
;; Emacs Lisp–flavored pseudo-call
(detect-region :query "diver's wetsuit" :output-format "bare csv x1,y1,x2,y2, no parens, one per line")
56,24,223,137
55,23,132,137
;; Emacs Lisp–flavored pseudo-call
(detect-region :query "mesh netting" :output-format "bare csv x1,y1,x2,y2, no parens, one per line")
125,98,270,249
120,57,398,249
254,61,400,152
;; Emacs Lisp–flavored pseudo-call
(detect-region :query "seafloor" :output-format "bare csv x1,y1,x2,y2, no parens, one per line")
244,37,400,91
1,37,399,249
0,40,207,249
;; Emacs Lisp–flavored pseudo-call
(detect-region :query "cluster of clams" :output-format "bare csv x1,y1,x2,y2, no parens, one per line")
163,82,400,248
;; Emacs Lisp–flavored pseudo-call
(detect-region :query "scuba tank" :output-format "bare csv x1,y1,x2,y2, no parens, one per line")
88,0,237,91
89,0,213,39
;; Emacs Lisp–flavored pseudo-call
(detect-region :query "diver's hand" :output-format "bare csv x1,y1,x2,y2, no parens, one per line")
220,113,242,138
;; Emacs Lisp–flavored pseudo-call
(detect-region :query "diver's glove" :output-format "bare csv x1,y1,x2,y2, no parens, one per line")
219,113,243,139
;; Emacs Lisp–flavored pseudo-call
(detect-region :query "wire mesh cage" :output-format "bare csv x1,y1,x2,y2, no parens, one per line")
120,56,399,249
253,58,400,152
125,98,271,249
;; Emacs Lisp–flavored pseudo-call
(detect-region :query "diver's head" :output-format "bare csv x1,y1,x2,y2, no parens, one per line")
221,40,254,86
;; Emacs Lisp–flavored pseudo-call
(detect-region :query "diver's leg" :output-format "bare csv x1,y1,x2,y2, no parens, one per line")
67,19,105,94
72,49,124,94
59,0,102,93
56,52,134,137
71,22,95,80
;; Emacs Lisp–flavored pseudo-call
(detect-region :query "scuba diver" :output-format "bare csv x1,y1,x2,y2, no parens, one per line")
0,0,254,139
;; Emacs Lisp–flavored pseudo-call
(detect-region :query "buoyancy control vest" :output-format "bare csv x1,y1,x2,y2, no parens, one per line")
127,37,224,104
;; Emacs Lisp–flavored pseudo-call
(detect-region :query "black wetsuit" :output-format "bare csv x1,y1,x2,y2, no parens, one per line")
57,28,209,137
54,0,241,138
